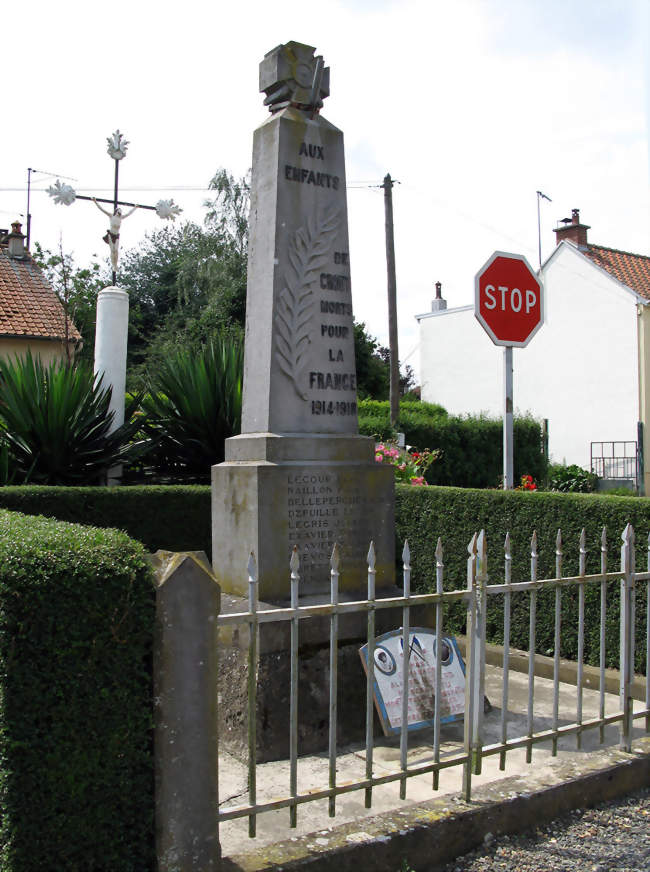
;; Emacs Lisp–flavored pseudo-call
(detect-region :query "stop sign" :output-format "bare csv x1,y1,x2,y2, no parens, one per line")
475,251,543,347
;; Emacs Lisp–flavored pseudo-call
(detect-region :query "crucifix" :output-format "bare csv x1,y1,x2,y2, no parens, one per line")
48,130,181,285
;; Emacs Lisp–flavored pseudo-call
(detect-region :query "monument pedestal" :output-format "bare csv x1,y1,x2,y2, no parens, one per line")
212,433,399,763
212,433,394,599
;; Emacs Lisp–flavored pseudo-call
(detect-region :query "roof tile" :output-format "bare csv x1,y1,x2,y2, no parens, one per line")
584,244,650,301
0,243,82,342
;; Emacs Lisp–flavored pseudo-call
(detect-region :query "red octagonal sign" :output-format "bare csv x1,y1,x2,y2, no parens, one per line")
475,251,543,347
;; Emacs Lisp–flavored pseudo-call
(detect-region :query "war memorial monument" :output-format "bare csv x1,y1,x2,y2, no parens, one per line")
211,41,399,758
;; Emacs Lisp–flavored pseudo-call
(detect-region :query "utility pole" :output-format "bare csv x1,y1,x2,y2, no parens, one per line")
382,173,400,430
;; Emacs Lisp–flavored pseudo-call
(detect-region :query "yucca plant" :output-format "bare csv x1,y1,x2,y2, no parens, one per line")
0,351,144,485
143,335,243,480
0,431,15,486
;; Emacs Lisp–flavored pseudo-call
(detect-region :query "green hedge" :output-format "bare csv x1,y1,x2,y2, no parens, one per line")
395,485,650,673
2,484,647,675
358,401,546,487
0,510,155,871
0,485,212,558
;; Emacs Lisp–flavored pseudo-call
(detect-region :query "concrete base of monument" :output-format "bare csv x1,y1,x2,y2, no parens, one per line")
211,433,395,602
217,589,437,763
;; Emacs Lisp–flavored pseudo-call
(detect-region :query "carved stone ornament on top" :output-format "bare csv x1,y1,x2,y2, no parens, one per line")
260,41,330,113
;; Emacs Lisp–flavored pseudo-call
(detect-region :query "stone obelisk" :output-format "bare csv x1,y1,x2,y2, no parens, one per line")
212,41,395,603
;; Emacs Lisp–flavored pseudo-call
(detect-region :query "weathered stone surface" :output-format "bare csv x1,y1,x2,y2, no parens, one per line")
152,551,221,871
212,457,394,599
218,638,378,763
242,106,355,436
212,43,395,603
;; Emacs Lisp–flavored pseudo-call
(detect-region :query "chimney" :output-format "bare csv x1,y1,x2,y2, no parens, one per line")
7,221,26,259
554,208,590,250
431,280,447,312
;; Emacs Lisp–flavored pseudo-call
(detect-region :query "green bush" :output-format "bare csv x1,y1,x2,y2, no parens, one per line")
0,486,212,558
3,483,646,675
0,510,155,871
142,336,243,481
0,352,143,485
395,485,650,673
358,402,546,488
548,463,598,493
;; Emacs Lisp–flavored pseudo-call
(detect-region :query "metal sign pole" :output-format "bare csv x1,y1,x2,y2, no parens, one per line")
504,345,514,489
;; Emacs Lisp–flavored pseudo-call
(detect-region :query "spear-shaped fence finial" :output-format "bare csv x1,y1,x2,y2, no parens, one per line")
367,540,376,571
435,537,443,566
402,539,411,569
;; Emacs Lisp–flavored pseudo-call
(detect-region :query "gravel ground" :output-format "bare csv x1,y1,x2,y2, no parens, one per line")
423,787,650,872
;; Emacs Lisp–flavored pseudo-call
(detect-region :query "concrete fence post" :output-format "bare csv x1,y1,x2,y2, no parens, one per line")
152,551,221,871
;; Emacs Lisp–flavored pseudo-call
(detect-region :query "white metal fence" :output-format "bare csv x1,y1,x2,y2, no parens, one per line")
216,524,650,842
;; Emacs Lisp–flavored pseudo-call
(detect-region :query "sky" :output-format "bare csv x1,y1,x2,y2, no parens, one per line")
3,0,649,382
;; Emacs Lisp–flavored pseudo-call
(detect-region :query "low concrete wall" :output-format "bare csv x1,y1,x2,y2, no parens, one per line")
455,637,647,702
221,738,650,871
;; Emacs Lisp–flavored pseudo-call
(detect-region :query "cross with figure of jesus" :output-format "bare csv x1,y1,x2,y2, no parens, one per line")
48,129,181,285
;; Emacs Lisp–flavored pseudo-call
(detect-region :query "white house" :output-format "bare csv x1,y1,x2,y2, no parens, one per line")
416,210,650,492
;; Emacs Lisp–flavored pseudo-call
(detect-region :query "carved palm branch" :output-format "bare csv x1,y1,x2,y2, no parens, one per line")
275,205,340,399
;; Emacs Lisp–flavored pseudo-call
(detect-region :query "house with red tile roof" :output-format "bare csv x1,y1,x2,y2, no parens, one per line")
416,210,650,493
0,221,81,365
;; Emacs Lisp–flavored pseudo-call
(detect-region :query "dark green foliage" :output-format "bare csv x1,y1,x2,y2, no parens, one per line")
32,242,106,367
0,353,144,484
119,170,249,389
548,463,599,493
358,399,448,442
0,510,155,871
395,485,650,673
142,336,243,480
353,323,415,400
359,402,546,487
354,322,390,399
0,486,212,558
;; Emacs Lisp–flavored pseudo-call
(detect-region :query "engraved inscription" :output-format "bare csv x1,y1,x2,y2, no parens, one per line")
320,300,353,316
309,371,356,390
312,400,356,415
274,205,340,399
320,273,350,292
287,471,385,583
284,165,340,188
299,142,324,159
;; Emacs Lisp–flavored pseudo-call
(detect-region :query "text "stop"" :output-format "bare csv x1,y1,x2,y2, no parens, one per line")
483,285,537,314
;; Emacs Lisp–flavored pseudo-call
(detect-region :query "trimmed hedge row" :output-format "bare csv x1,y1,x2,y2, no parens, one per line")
1,484,647,675
358,401,546,488
0,485,212,558
0,510,155,871
395,485,650,673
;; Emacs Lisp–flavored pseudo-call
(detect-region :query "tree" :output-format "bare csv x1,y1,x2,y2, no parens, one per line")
354,321,390,399
32,240,106,365
116,169,250,387
353,321,417,399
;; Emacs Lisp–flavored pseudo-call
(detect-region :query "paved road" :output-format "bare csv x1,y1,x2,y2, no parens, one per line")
419,787,650,872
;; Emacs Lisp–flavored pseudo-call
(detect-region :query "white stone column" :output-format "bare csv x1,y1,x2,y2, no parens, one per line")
94,286,129,432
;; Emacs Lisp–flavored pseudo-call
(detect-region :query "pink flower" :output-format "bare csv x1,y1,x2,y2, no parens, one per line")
410,476,426,486
375,453,383,462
